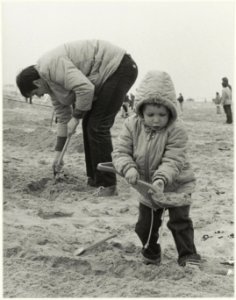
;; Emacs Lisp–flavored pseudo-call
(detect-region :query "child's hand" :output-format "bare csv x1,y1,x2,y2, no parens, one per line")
125,168,139,184
148,179,165,207
152,179,165,193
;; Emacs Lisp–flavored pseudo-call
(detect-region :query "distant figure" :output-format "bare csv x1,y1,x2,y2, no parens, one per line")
25,96,32,104
213,92,221,114
221,77,232,124
177,93,184,112
129,93,135,110
121,95,130,118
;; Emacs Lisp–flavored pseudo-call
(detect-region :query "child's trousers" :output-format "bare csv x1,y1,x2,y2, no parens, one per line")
135,202,197,259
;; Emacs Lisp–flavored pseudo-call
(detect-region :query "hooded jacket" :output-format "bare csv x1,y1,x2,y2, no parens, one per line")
35,40,126,136
112,70,195,206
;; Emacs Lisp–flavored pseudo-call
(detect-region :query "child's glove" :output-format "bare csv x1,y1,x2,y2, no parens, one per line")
152,179,165,193
148,179,165,207
125,167,139,184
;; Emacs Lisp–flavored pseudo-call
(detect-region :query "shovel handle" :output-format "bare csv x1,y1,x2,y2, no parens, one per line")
84,233,117,251
50,109,55,127
97,162,157,193
75,234,117,256
57,136,71,166
97,162,116,173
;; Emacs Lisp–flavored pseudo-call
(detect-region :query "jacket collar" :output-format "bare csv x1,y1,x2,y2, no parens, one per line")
142,120,165,133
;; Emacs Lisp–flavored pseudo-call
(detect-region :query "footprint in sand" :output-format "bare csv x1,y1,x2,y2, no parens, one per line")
112,241,136,253
51,256,92,274
26,177,51,192
73,223,85,229
4,244,22,257
37,209,74,219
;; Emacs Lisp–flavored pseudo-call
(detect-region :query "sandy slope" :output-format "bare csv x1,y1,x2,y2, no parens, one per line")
2,97,234,297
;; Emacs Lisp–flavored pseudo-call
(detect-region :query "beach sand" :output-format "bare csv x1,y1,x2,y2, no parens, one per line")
2,96,234,297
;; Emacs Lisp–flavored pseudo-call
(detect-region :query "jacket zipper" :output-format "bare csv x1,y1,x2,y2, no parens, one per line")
144,131,154,182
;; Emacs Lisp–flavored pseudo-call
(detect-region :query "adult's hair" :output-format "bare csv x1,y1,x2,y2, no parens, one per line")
222,77,232,91
16,65,40,97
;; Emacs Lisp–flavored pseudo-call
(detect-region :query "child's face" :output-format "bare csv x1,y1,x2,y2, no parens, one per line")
143,104,170,129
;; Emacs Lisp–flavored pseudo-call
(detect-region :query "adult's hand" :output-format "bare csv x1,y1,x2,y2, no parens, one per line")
67,117,80,136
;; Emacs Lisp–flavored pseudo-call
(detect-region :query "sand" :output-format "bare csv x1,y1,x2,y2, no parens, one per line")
2,95,234,297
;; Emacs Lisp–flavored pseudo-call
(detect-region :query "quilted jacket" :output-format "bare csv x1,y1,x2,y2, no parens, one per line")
112,70,196,201
35,40,126,136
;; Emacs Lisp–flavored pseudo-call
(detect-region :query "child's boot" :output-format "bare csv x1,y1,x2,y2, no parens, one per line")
141,244,161,265
178,253,201,267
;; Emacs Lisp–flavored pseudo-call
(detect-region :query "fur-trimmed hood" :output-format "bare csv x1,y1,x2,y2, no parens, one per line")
134,70,178,126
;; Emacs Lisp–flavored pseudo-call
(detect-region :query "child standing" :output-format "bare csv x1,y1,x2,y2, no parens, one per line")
213,92,221,114
112,70,201,266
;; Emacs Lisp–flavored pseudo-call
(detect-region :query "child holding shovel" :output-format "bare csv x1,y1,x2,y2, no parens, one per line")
112,70,201,266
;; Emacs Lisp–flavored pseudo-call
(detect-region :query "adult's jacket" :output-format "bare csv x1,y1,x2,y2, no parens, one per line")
221,87,232,106
112,71,196,205
35,40,126,136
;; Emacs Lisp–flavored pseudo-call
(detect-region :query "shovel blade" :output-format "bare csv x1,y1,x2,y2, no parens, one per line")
74,248,85,256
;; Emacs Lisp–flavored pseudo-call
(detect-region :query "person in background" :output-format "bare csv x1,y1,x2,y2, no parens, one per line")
112,70,201,266
25,96,32,104
213,92,221,114
16,39,138,196
121,95,130,118
177,93,184,112
129,93,135,110
221,77,232,124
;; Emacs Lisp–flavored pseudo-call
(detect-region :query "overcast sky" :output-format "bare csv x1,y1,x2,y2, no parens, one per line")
2,0,235,100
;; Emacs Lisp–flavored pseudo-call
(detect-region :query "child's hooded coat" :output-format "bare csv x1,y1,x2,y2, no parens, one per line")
112,70,196,205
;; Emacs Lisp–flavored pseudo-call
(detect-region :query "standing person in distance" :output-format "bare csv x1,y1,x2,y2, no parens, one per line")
177,93,184,112
221,77,232,124
213,92,221,114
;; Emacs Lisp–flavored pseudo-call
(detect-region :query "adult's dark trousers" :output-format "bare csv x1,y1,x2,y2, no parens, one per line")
82,54,138,187
223,105,233,124
135,203,197,259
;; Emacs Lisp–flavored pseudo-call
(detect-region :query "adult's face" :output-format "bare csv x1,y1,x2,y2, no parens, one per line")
31,79,48,97
222,82,228,88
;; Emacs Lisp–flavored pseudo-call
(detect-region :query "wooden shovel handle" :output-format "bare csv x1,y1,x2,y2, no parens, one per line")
97,162,157,193
83,234,117,252
57,136,71,166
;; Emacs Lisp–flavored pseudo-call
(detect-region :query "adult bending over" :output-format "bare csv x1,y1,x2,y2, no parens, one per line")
16,39,138,196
